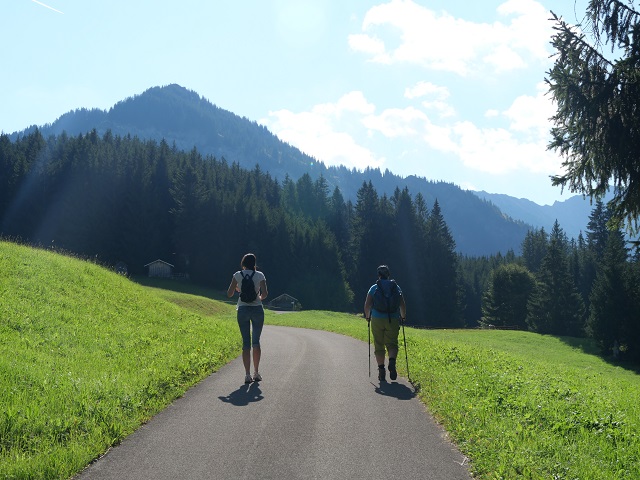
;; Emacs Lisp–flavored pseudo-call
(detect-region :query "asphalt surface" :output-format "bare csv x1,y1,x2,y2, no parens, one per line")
75,325,472,480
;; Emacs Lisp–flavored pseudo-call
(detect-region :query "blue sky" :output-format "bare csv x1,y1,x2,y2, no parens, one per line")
1,0,590,205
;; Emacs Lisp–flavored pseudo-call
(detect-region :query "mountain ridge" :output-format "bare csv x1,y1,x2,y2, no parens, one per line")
472,190,613,241
10,83,588,255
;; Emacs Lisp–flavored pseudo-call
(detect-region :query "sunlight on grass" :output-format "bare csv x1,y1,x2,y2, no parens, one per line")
267,313,640,479
0,242,240,478
2,241,639,479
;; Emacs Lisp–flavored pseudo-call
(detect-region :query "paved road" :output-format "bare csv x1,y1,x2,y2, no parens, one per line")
75,325,471,480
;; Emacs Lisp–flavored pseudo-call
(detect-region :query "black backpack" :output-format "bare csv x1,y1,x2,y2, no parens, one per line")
240,271,257,302
372,279,401,318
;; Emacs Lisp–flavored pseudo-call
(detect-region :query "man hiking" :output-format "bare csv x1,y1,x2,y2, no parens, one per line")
364,265,407,382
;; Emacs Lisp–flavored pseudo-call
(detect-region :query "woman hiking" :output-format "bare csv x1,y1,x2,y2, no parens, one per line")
227,253,268,384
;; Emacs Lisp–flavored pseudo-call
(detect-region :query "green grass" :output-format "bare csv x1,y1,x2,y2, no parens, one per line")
409,330,639,479
268,314,640,479
0,242,240,479
2,241,639,479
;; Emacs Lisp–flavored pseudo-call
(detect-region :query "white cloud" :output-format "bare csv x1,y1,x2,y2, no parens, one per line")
263,1,568,204
347,33,388,61
413,80,561,176
497,0,554,59
314,91,376,118
349,0,553,75
503,82,555,138
404,81,455,117
261,92,384,171
263,84,562,180
349,0,480,75
422,122,458,153
422,100,456,118
363,107,429,138
449,121,558,175
404,81,449,100
483,44,527,73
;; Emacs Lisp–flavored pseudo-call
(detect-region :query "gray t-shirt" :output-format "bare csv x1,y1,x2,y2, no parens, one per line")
233,270,266,307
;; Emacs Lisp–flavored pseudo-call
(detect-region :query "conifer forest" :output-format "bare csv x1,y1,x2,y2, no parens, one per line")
2,130,639,363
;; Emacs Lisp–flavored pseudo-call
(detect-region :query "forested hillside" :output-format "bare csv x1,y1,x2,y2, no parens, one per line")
2,129,639,361
0,130,463,327
13,84,530,256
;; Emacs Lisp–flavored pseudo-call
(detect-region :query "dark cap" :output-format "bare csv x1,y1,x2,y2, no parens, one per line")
377,265,390,279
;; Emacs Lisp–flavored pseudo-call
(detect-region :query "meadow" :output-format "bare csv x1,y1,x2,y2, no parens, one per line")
1,241,639,479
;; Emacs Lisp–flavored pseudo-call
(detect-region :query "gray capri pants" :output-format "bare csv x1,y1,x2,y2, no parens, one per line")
237,305,264,350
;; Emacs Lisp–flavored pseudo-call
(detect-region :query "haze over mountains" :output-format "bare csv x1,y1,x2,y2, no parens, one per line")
474,191,609,242
11,84,598,255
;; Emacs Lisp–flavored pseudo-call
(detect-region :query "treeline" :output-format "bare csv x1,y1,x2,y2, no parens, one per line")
466,201,640,362
0,129,462,326
23,83,533,257
2,130,638,362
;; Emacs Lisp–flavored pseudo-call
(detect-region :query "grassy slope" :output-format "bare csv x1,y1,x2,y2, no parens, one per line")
261,317,640,478
0,242,240,479
2,242,639,479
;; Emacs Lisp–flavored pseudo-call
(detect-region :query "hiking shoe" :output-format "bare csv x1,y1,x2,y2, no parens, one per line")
378,366,386,382
388,359,397,380
253,372,262,382
245,374,253,384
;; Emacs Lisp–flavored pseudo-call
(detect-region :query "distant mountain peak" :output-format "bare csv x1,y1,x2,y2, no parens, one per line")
11,84,541,255
473,190,615,240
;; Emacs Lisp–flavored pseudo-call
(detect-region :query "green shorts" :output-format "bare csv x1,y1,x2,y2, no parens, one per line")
370,316,400,356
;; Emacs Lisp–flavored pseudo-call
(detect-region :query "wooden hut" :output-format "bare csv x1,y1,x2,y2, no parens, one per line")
144,259,174,278
269,293,300,311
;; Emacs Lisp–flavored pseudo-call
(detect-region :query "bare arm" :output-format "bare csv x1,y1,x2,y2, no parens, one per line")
364,294,373,320
399,295,407,321
259,279,268,301
226,276,238,298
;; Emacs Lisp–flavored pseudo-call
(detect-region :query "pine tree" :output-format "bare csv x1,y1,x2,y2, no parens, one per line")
547,1,640,234
527,221,585,335
628,251,640,361
587,229,631,356
522,228,547,274
482,263,536,329
313,174,330,219
169,148,208,276
281,174,297,213
587,199,611,259
425,200,463,327
390,187,424,323
350,181,382,300
327,186,349,251
296,173,316,219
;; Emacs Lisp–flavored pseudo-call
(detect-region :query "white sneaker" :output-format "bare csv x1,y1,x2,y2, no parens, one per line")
245,374,253,384
253,372,262,382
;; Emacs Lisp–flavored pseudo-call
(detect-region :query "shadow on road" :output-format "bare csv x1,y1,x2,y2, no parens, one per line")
372,381,415,400
218,382,264,406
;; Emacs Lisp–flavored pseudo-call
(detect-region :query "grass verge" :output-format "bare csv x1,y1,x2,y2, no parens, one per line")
267,313,640,479
2,242,639,479
0,242,239,479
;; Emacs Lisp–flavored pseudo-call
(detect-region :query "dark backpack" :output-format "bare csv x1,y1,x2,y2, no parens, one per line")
372,279,401,317
240,271,257,302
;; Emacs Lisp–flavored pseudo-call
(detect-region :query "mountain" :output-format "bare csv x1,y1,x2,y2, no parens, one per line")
473,191,613,241
15,84,317,183
13,84,531,256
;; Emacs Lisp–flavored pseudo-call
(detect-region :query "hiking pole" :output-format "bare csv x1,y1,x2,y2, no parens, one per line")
367,316,371,378
401,318,410,383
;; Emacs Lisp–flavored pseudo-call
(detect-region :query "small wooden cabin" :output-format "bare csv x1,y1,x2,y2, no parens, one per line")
144,259,174,278
269,293,300,311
